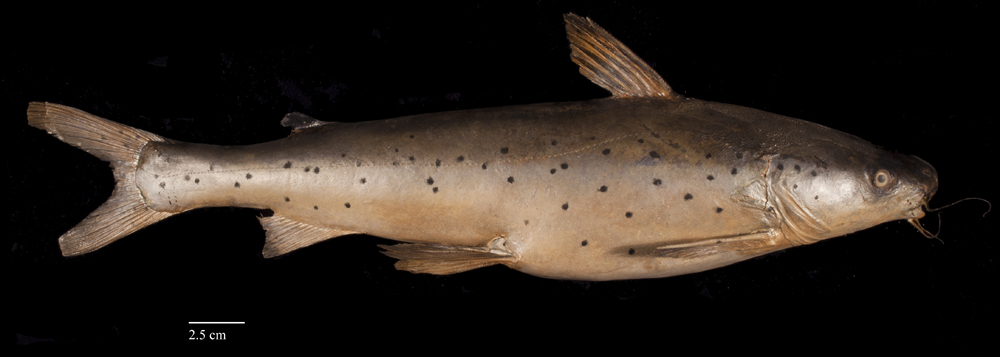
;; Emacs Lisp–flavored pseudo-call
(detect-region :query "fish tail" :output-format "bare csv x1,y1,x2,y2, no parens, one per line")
27,102,176,256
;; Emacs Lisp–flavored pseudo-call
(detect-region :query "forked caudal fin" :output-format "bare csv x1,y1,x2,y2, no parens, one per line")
27,102,176,256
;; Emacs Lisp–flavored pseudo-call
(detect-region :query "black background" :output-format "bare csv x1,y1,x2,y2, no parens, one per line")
7,1,996,351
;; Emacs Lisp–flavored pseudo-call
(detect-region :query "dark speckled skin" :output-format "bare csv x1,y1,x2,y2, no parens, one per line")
11,5,993,347
134,97,937,280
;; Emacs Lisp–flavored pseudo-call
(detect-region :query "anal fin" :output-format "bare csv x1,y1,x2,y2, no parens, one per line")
379,238,517,275
258,214,357,258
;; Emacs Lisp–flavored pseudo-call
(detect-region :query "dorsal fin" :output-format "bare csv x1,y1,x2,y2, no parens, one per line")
280,112,329,132
564,13,681,101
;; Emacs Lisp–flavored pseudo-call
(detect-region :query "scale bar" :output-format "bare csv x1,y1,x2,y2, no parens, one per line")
188,322,245,324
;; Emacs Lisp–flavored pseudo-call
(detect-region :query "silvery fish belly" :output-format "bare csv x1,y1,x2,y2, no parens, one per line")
26,14,938,281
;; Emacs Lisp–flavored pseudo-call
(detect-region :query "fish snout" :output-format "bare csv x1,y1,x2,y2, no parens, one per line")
911,155,939,199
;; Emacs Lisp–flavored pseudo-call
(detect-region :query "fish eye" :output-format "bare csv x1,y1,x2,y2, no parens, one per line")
873,169,894,189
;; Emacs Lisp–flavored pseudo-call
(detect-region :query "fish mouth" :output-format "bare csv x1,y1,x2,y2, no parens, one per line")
906,195,936,239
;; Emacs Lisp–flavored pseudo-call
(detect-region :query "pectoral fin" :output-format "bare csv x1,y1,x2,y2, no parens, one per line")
379,238,517,275
655,230,787,259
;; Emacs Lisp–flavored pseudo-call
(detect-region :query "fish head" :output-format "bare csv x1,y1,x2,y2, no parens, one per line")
766,141,938,245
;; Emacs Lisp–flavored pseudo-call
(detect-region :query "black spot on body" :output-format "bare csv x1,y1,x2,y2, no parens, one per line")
482,163,487,170
507,177,514,184
394,148,399,153
409,156,415,161
246,173,253,179
562,203,569,210
234,182,240,188
457,156,464,162
716,207,723,213
649,151,660,158
731,168,738,175
315,167,321,174
599,185,608,192
159,182,166,188
284,197,290,202
653,179,662,186
777,164,784,170
736,152,744,159
345,203,351,208
360,178,366,184
637,139,644,143
195,178,200,184
651,133,661,138
356,161,362,167
551,140,557,146
560,163,569,170
500,147,509,154
409,135,414,138
706,153,712,159
184,175,190,181
209,164,213,171
525,220,529,225
392,162,399,166
341,154,346,157
794,165,801,172
314,206,318,210
550,169,557,174
154,174,159,179
602,148,611,155
793,184,798,189
628,248,635,255
581,240,588,246
811,170,818,176
707,175,714,181
815,195,819,200
435,159,441,167
426,177,434,185
625,212,633,218
684,193,693,200
433,187,439,193
304,167,311,172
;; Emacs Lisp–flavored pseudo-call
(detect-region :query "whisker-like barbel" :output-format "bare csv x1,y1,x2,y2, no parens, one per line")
925,197,991,217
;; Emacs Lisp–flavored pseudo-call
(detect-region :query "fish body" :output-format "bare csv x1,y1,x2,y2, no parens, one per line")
27,14,938,281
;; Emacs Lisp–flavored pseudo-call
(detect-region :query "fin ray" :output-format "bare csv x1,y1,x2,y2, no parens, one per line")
258,214,356,258
564,13,680,100
27,102,176,256
656,230,785,258
379,242,516,275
